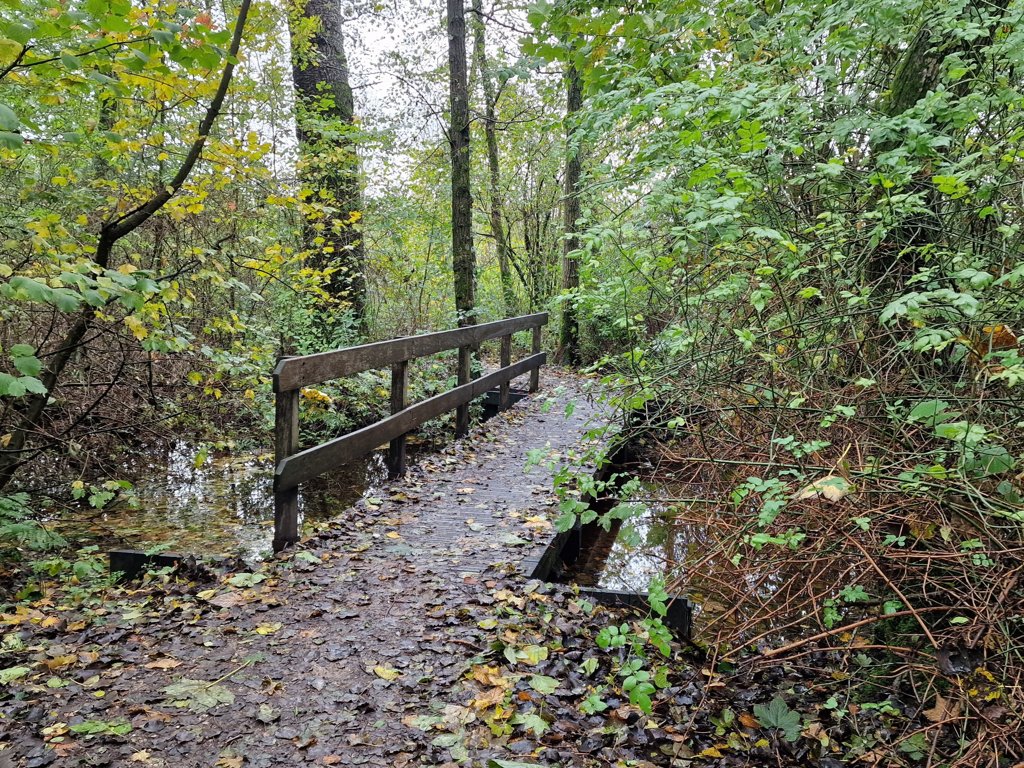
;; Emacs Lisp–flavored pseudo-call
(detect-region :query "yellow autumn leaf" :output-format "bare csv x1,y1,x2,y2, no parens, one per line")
373,665,401,681
254,622,282,635
124,315,148,341
386,531,401,539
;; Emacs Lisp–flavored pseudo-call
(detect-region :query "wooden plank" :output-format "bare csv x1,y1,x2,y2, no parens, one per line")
455,345,471,437
499,334,512,409
274,312,548,392
272,387,300,552
276,353,546,491
387,360,408,478
529,325,542,392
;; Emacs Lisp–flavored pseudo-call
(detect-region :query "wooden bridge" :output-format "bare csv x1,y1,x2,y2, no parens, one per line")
272,313,549,552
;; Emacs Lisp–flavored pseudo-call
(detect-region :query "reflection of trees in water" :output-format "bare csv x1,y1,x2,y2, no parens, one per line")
563,483,835,646
54,441,397,558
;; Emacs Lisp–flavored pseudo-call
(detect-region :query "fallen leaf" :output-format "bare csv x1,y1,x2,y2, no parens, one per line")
163,678,235,712
144,658,183,670
923,693,961,723
373,665,401,681
738,712,760,729
794,475,852,502
254,622,282,635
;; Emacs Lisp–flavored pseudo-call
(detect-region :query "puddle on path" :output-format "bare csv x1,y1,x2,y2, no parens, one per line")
54,440,423,560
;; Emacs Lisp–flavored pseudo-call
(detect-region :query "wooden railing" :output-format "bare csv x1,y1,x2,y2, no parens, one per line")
271,312,548,551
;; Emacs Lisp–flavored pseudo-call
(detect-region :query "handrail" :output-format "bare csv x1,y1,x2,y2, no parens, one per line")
272,313,548,551
273,312,547,392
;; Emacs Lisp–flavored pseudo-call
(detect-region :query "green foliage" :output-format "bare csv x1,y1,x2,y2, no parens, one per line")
753,696,802,742
0,493,65,551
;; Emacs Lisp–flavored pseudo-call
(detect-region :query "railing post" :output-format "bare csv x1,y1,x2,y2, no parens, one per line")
388,360,408,477
499,333,512,410
273,386,300,553
456,345,471,437
529,324,542,392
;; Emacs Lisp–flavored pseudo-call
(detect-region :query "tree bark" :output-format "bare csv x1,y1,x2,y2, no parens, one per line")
448,0,476,328
558,62,583,363
470,0,515,316
289,0,367,328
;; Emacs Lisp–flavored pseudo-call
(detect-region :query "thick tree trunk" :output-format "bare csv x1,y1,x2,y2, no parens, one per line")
558,63,583,363
448,0,476,328
470,0,515,316
289,0,367,328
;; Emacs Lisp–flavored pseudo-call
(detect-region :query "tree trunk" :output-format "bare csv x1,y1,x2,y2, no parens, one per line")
448,0,476,328
289,0,367,330
558,62,583,363
867,4,1008,284
470,0,515,316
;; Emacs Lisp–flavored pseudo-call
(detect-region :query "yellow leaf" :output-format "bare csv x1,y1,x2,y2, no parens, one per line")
118,264,139,275
124,315,148,341
254,622,282,635
700,746,726,757
373,665,401,681
385,531,400,539
43,654,77,671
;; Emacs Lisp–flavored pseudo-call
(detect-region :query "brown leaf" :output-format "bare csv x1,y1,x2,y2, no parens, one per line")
923,693,961,723
144,658,183,670
738,712,760,729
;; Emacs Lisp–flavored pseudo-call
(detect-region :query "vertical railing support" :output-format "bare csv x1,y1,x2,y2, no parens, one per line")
388,360,409,477
456,345,471,436
499,333,512,410
273,386,300,553
529,325,542,392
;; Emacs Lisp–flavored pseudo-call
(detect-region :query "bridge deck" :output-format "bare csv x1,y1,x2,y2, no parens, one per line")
3,370,610,767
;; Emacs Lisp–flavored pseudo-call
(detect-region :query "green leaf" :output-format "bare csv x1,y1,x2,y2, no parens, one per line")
0,103,18,131
0,665,31,684
0,373,26,397
753,696,801,742
163,678,235,711
60,52,81,71
528,674,559,695
512,711,549,736
12,353,41,377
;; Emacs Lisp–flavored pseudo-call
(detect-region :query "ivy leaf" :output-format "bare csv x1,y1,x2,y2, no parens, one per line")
753,696,801,742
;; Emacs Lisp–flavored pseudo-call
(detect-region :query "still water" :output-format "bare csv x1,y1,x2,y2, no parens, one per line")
54,441,393,560
563,476,806,644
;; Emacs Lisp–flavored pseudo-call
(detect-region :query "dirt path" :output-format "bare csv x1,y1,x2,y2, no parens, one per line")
3,370,614,767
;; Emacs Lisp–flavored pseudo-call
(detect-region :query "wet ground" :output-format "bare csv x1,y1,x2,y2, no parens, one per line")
2,369,621,767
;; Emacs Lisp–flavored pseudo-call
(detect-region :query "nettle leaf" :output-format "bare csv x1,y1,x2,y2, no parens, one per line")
512,711,549,736
753,696,801,742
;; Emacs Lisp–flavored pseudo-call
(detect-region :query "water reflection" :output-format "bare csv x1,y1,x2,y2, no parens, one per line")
563,480,811,645
54,441,395,560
